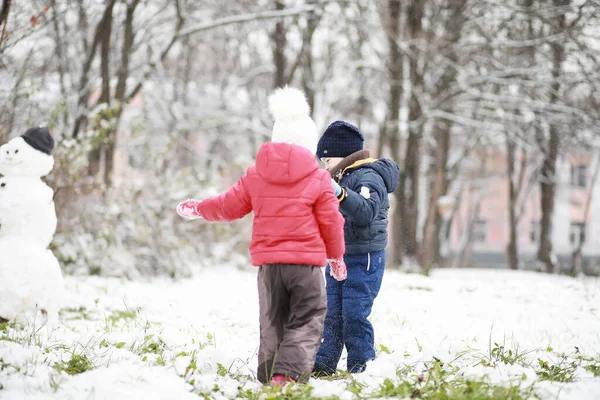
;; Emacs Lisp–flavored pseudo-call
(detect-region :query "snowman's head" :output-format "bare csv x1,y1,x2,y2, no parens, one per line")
0,127,55,177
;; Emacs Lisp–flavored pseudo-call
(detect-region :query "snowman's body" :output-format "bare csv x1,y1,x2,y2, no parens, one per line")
0,176,57,246
0,239,63,322
0,133,64,324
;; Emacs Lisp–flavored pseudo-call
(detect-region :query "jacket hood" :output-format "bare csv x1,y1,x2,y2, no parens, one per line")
345,158,401,193
255,142,319,184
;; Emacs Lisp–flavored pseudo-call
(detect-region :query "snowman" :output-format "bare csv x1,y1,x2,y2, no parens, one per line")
0,127,65,325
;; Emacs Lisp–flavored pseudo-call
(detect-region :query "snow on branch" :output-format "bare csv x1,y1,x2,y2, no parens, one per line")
176,5,317,39
424,109,506,133
461,86,593,121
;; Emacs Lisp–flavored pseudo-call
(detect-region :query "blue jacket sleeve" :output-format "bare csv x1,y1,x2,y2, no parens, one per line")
339,170,387,225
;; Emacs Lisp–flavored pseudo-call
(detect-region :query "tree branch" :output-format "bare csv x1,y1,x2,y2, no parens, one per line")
126,0,185,102
0,0,11,50
115,0,141,102
99,0,117,104
72,0,117,138
285,3,323,85
176,6,316,39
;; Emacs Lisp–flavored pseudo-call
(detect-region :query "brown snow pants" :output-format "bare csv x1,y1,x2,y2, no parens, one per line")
256,264,327,384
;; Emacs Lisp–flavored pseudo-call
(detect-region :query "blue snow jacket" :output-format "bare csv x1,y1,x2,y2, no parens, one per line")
336,157,400,254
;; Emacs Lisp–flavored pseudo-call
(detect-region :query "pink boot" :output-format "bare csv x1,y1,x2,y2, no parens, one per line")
270,374,294,387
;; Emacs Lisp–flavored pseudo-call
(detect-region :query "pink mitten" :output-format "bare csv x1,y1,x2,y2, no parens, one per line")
176,199,202,219
328,257,347,281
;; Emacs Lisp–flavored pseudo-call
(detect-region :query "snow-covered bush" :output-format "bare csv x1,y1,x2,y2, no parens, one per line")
51,166,253,278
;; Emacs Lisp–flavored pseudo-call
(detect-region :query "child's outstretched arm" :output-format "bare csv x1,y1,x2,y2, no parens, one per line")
338,170,386,225
177,175,252,222
314,174,346,259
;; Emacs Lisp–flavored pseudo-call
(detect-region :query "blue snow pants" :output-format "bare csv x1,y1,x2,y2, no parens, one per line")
314,250,385,374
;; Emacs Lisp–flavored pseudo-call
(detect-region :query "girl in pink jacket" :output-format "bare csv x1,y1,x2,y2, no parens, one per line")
177,87,346,386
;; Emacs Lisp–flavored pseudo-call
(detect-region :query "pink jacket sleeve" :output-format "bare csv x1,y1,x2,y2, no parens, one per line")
314,174,346,259
196,174,252,222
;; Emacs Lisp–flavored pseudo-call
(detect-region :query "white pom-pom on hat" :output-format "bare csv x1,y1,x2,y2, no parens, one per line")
269,86,311,120
268,86,318,155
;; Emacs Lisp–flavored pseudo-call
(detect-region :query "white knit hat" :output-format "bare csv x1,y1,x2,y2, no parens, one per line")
268,86,318,154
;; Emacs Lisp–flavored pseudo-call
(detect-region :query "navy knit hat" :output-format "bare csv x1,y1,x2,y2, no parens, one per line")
21,127,54,155
316,120,364,158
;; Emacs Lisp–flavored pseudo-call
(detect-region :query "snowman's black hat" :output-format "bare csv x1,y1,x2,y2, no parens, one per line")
21,127,54,155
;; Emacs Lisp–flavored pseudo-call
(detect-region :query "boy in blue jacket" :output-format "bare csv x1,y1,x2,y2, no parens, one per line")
313,120,400,375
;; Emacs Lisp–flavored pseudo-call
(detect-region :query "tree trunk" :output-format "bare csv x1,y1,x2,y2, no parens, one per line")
403,129,420,258
51,1,69,127
0,0,10,46
102,0,141,185
115,0,139,102
537,0,567,273
572,155,600,275
453,184,484,269
272,1,287,89
506,134,519,270
536,131,559,273
5,51,31,139
300,2,320,114
0,0,10,27
98,1,115,105
401,0,424,260
72,0,116,138
421,128,450,269
419,0,465,268
386,0,404,266
88,0,116,182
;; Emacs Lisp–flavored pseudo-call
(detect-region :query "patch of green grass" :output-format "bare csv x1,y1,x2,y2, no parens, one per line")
536,358,576,382
373,360,539,399
415,337,423,352
480,343,533,368
312,359,538,399
106,309,138,328
584,363,600,377
217,363,228,377
408,285,433,292
133,334,168,366
44,344,70,353
60,306,92,321
0,319,10,333
378,343,392,355
53,354,94,375
0,320,44,347
0,335,16,343
346,377,367,397
236,383,334,400
0,319,18,338
141,339,166,355
574,352,600,377
182,350,198,376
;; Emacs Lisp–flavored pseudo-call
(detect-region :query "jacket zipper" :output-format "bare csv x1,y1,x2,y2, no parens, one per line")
367,253,371,272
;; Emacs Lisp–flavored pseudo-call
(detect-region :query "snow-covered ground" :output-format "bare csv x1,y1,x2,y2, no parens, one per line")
1,267,599,399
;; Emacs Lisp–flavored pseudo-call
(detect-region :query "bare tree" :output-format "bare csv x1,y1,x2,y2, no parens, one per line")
71,0,117,139
400,0,425,261
420,0,467,269
385,0,404,266
505,134,520,270
270,1,321,94
536,0,569,273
